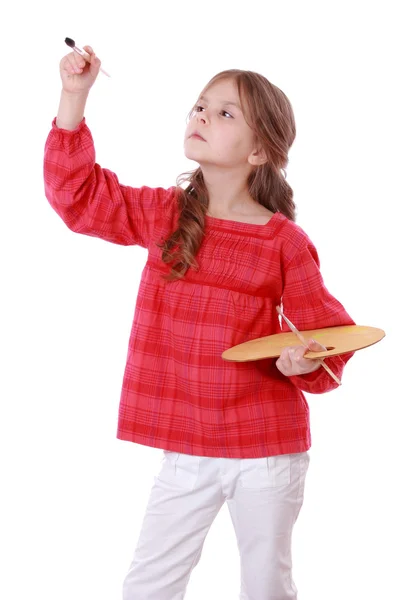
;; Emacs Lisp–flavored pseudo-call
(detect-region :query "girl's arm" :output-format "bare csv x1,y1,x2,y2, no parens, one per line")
56,89,89,131
280,238,355,394
43,116,175,248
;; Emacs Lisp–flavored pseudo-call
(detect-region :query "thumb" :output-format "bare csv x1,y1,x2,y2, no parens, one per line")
82,45,97,64
82,46,100,75
308,338,327,351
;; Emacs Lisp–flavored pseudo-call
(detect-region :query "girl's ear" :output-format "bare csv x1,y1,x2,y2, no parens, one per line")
248,146,268,166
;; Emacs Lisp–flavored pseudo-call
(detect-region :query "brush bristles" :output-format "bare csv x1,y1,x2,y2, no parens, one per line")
65,37,75,48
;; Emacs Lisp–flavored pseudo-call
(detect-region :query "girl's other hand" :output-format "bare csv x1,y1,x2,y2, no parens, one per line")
276,339,327,377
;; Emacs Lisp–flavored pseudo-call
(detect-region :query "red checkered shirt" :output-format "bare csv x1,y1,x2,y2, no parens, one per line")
43,116,355,458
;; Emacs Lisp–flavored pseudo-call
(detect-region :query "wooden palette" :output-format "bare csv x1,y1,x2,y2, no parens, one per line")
222,325,385,362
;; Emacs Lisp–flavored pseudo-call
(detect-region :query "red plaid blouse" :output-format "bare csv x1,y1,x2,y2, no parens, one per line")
43,117,355,458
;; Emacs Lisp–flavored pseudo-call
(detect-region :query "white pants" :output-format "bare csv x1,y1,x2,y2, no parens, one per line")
123,450,310,600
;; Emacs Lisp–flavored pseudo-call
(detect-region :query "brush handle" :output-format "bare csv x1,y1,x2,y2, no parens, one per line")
72,46,111,78
317,360,342,386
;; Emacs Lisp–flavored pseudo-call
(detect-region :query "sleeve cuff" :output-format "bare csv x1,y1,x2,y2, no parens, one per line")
287,353,347,394
51,116,87,133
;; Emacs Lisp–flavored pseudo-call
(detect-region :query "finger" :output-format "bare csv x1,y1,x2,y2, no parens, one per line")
64,57,80,75
69,60,84,74
280,346,295,364
277,359,291,375
293,346,307,362
73,54,86,71
276,349,292,374
284,347,298,372
82,46,97,65
282,346,305,362
64,51,85,73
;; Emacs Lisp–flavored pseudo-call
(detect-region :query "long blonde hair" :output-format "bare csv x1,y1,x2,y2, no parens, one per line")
157,69,297,281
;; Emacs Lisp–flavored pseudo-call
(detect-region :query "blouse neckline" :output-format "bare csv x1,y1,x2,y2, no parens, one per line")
204,211,286,237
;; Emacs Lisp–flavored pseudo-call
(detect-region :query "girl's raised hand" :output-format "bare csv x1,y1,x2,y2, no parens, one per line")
276,339,327,377
59,45,101,95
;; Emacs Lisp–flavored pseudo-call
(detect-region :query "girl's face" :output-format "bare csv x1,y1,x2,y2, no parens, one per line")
184,78,259,169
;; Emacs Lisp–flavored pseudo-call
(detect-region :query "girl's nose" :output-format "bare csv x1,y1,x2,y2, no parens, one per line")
196,111,208,125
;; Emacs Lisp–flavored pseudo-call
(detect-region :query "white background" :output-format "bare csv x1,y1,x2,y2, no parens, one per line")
1,1,399,598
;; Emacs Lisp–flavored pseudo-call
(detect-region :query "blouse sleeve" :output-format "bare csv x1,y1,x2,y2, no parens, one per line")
43,117,176,248
280,236,355,394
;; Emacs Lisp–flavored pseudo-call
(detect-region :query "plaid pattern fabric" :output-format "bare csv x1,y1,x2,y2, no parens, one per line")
44,117,355,459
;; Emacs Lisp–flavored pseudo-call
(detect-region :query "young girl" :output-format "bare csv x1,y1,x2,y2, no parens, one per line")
44,45,355,600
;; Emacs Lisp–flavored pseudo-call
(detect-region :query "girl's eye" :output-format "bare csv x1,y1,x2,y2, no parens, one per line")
193,105,233,118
